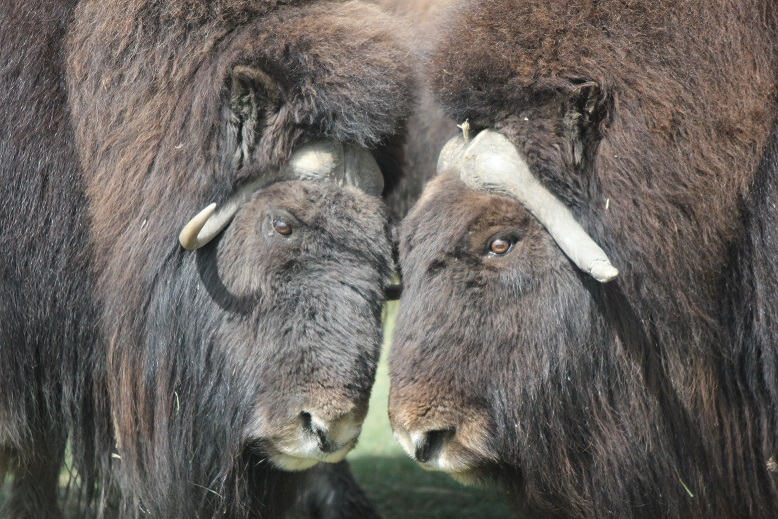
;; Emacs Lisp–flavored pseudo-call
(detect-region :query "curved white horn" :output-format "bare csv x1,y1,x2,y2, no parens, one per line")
179,139,384,250
178,203,217,250
438,129,619,283
177,176,270,251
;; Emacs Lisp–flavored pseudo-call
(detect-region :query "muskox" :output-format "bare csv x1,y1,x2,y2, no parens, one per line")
389,1,778,517
0,1,414,517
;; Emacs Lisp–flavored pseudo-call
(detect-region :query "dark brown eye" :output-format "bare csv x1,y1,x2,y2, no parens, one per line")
272,219,292,236
488,237,512,255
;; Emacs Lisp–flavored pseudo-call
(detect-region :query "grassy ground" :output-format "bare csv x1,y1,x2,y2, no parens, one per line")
347,302,513,519
1,302,512,518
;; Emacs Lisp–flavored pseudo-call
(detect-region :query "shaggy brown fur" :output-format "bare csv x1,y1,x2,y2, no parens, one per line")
389,1,778,517
1,0,415,517
376,0,460,220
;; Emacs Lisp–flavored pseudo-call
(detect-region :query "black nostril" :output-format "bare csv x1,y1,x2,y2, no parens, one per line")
300,411,336,453
300,412,313,432
415,429,455,463
312,424,334,453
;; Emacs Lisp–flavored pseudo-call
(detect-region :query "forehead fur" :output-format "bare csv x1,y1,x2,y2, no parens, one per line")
431,0,777,129
250,1,416,147
72,0,415,150
252,181,390,240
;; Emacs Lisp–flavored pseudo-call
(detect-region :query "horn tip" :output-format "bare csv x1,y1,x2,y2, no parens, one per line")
178,203,217,250
590,262,619,283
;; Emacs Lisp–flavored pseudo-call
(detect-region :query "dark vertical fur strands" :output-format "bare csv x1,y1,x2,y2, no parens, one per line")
0,2,109,516
375,0,460,221
1,0,415,517
389,0,778,517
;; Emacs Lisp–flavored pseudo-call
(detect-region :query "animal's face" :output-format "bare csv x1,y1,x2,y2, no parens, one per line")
206,180,392,470
389,173,600,486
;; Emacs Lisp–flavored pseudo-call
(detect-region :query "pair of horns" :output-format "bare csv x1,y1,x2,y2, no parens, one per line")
438,129,618,283
179,139,384,250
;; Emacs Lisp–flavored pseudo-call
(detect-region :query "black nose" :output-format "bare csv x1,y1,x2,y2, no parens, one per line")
301,412,332,452
300,411,361,454
414,429,455,463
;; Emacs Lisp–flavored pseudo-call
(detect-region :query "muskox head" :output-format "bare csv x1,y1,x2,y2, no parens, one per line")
387,128,617,490
388,99,622,498
197,179,391,472
388,121,688,516
174,120,390,474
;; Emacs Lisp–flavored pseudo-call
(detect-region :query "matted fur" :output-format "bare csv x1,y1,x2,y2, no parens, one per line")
390,1,778,517
1,0,414,517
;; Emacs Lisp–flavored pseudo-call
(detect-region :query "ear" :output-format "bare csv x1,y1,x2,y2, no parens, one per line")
226,66,283,170
564,81,610,167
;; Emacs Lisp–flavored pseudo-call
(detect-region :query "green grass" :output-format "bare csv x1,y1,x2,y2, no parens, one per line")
1,302,513,518
347,302,513,519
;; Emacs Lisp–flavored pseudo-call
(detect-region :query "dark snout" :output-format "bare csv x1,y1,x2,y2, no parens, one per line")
388,380,496,481
300,408,364,455
251,395,370,472
411,428,456,464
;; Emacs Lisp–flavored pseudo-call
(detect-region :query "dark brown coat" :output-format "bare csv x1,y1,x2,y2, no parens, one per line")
389,1,778,517
0,1,414,517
